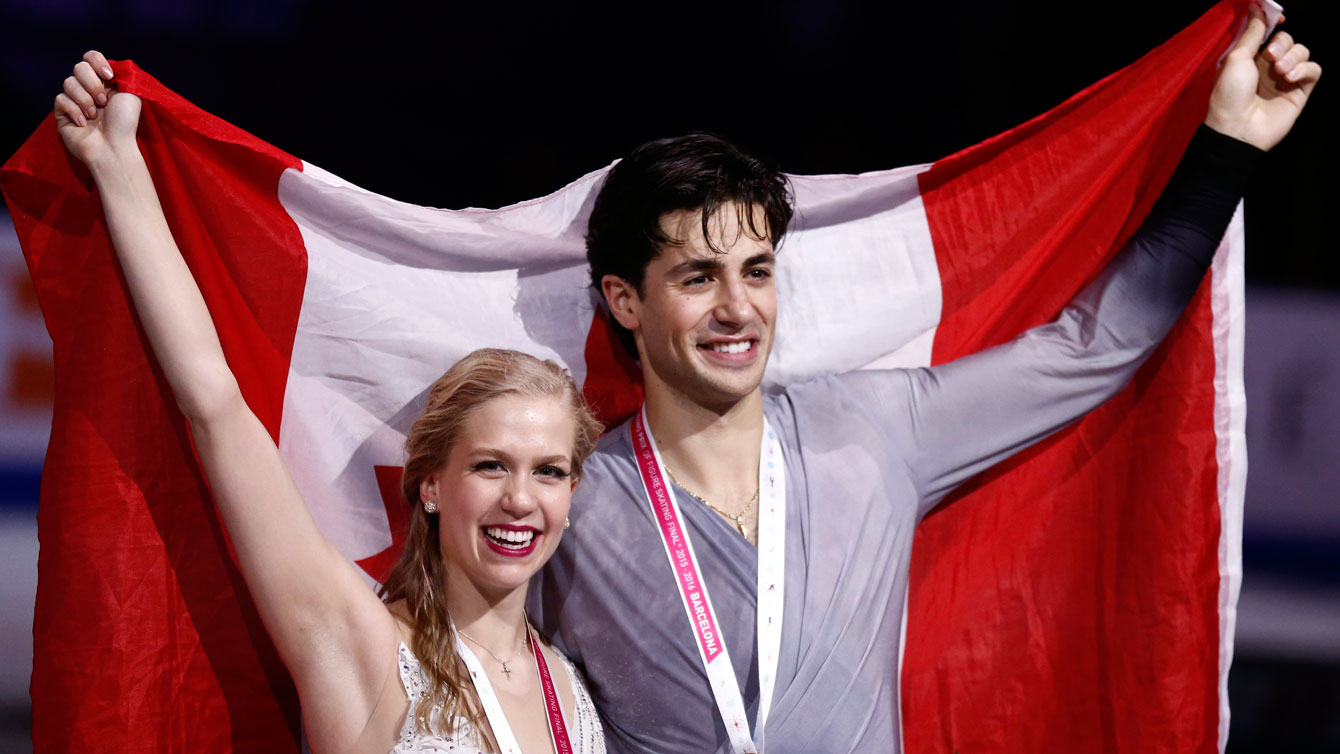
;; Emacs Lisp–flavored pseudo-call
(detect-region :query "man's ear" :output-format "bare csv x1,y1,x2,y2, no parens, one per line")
601,274,641,333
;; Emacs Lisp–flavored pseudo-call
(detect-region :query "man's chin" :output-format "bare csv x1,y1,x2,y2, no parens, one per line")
688,371,766,411
697,351,770,397
643,349,769,410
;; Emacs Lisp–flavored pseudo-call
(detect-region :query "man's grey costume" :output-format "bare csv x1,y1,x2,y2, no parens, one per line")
531,128,1261,754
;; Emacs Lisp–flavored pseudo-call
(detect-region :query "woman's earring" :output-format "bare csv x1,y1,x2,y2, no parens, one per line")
564,517,570,530
423,500,438,514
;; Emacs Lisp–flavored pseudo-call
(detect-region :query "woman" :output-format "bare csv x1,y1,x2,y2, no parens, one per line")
54,50,606,754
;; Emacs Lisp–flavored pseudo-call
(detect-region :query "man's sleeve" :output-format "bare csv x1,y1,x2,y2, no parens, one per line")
835,126,1264,515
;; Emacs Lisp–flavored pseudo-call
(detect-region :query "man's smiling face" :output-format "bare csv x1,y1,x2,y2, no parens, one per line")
604,201,777,412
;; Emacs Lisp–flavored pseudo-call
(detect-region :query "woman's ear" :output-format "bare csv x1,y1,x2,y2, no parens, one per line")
419,472,439,507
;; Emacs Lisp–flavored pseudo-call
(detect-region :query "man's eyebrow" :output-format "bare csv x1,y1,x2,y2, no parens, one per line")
665,251,776,277
666,257,726,276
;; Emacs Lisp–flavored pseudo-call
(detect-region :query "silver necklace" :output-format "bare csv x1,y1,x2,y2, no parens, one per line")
457,624,529,679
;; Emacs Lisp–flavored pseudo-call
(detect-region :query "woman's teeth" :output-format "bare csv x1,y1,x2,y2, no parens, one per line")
484,527,536,547
707,341,752,354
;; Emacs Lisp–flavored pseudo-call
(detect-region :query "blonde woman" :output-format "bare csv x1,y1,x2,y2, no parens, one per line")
54,51,606,754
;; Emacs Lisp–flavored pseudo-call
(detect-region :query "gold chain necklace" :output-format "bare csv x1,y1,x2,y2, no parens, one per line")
665,467,759,539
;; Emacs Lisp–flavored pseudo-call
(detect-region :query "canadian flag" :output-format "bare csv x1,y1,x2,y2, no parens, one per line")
1,1,1270,751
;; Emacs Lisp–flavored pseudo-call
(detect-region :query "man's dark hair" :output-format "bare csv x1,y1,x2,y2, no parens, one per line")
586,133,794,358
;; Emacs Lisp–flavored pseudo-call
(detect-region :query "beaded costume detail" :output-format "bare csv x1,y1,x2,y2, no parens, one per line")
391,642,605,754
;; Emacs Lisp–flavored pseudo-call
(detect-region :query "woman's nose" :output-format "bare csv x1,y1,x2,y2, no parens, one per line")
500,476,539,513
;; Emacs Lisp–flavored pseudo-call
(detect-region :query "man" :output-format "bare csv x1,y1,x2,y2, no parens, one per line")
531,10,1319,753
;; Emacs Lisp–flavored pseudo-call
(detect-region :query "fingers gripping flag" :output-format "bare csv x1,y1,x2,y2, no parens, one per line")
1,1,1267,751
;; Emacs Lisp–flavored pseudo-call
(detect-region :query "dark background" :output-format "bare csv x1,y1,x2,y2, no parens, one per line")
2,0,1336,751
2,0,1335,289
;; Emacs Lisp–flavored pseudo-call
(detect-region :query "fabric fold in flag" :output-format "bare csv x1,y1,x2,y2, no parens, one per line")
1,1,1259,750
905,2,1260,751
3,61,306,752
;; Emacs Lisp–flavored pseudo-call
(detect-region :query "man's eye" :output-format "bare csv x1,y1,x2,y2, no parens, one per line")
684,275,711,287
747,268,772,280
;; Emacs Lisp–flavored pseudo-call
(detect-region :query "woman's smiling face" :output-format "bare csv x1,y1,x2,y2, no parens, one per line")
420,392,577,600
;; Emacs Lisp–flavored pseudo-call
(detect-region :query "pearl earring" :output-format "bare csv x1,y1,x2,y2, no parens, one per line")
564,517,570,530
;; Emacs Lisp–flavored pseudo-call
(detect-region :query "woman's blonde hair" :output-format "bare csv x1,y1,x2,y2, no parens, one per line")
379,348,602,741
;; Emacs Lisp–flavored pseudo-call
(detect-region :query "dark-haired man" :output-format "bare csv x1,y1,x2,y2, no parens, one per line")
531,12,1319,754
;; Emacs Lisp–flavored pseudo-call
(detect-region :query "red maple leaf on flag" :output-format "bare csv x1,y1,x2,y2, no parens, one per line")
356,465,411,582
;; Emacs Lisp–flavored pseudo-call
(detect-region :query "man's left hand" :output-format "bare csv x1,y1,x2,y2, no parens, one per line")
1205,4,1322,151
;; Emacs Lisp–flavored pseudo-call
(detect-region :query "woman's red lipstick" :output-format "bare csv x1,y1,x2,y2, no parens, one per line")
480,523,540,558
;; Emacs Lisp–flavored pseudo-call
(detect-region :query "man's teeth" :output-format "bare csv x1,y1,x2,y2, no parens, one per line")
484,527,536,547
707,341,752,354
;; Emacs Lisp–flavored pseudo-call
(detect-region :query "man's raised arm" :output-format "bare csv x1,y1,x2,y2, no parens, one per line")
835,7,1320,511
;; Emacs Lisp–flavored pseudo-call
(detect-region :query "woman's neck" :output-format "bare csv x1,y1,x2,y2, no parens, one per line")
443,568,530,659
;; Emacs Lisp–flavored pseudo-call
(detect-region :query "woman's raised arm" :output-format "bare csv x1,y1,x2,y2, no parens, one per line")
56,51,404,744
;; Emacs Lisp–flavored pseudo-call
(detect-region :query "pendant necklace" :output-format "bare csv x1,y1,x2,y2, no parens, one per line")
665,467,759,539
457,625,528,679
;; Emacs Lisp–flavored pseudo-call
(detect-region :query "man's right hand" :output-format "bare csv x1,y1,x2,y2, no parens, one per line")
54,50,142,169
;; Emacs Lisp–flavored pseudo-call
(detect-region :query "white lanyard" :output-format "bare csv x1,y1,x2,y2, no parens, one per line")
630,406,787,753
454,621,573,754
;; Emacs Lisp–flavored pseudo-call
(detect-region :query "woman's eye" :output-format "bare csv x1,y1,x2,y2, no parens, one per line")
472,461,506,474
536,465,570,480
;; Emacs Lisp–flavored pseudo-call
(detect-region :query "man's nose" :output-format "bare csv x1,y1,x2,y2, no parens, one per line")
713,278,753,327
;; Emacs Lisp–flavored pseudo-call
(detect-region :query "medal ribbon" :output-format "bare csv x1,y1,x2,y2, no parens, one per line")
454,620,574,754
630,406,786,753
529,622,574,754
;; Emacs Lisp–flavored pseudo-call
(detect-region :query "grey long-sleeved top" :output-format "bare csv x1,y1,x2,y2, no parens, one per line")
530,128,1262,754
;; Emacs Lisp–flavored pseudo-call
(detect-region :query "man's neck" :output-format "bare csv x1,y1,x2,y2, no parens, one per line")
644,380,764,508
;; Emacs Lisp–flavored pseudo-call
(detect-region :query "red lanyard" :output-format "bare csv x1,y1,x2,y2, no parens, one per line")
455,620,574,754
528,621,573,754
